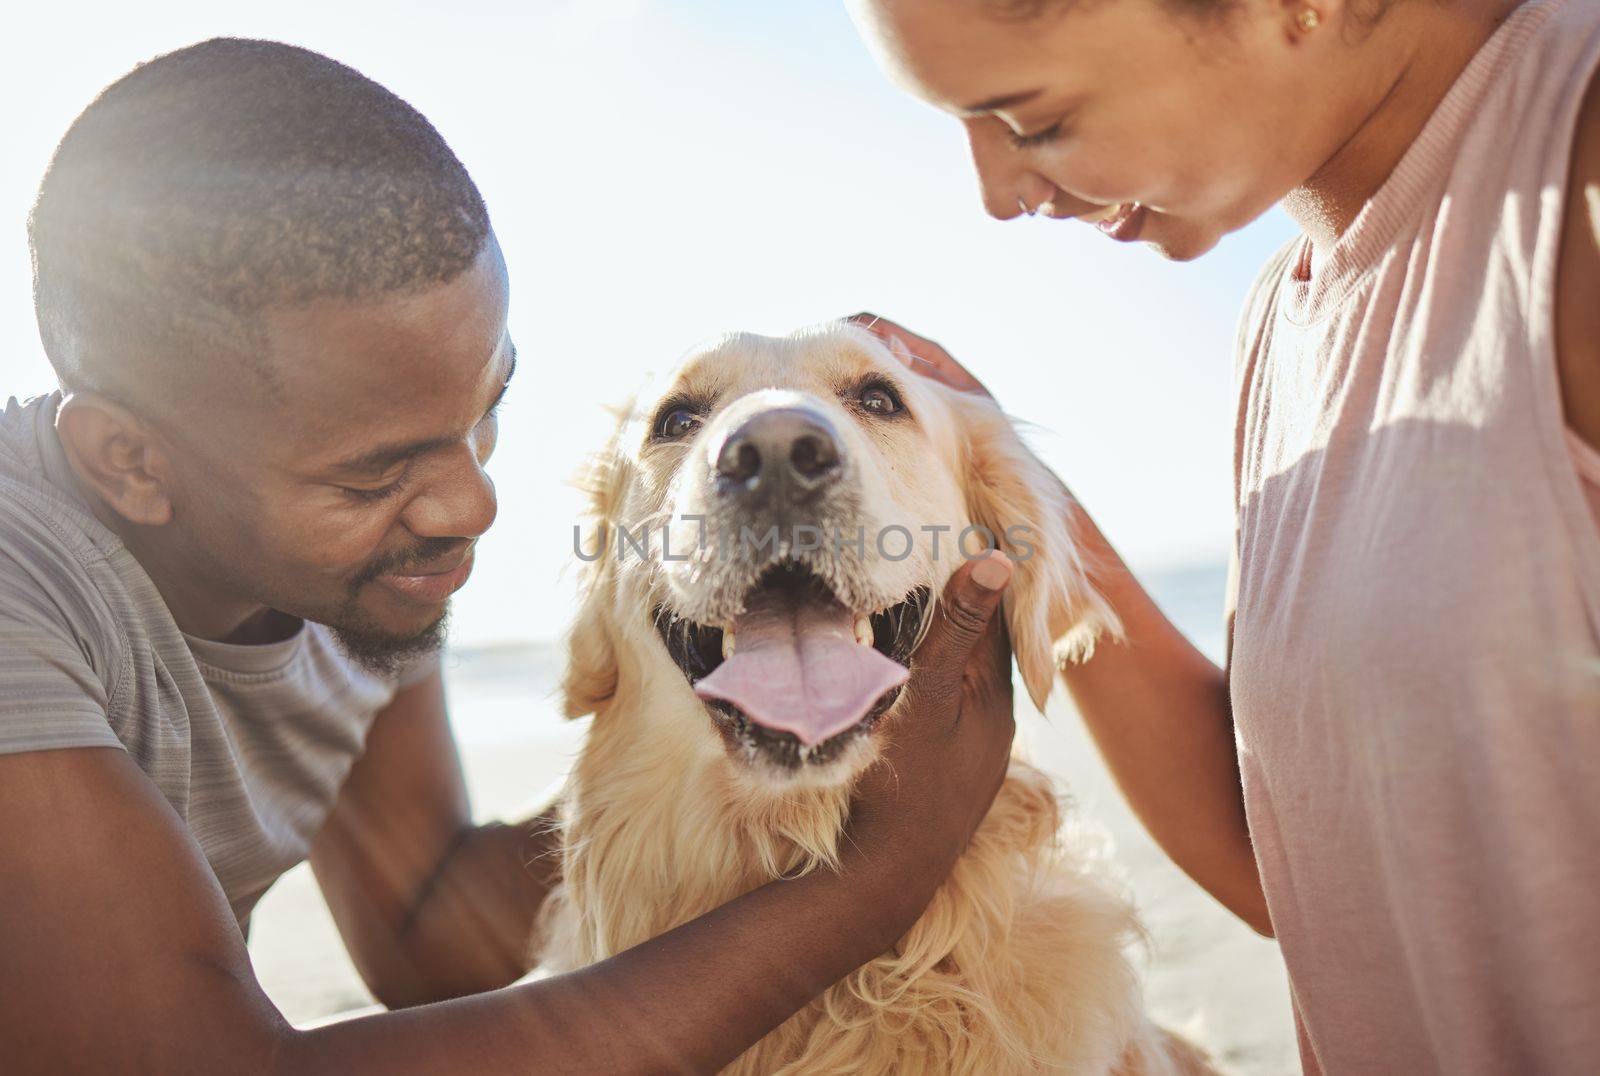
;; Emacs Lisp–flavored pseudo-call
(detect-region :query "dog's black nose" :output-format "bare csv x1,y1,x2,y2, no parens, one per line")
715,408,843,502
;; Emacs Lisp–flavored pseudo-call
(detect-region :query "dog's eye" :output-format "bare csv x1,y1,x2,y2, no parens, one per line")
656,407,703,440
858,382,903,416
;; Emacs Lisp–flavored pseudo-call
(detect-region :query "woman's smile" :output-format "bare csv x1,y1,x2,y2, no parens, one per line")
1093,202,1148,242
1027,196,1149,243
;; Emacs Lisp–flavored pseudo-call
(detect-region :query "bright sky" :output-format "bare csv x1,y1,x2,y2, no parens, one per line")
0,0,1298,647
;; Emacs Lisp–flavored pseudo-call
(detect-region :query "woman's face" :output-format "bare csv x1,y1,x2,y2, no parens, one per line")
852,0,1373,260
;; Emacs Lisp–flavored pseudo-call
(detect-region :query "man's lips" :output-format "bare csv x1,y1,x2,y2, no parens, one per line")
375,550,475,604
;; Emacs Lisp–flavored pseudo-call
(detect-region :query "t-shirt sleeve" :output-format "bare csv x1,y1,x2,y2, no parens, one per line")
0,550,123,756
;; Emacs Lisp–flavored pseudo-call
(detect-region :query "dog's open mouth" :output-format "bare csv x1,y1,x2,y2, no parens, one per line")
655,562,931,769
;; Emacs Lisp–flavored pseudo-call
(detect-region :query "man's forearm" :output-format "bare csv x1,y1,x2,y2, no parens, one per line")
288,820,945,1074
1059,510,1272,936
382,807,564,1006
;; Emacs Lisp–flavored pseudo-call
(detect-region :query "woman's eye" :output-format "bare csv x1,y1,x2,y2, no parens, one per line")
1009,121,1064,150
656,407,702,440
859,384,903,416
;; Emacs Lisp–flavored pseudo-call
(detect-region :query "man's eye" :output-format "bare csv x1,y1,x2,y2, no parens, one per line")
656,407,703,440
858,382,903,416
342,478,407,502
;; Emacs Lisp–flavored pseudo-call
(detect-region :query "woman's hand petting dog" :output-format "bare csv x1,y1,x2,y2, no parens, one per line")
849,550,1017,875
848,311,993,398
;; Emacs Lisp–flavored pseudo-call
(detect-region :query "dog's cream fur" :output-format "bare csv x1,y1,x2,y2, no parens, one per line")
541,325,1203,1074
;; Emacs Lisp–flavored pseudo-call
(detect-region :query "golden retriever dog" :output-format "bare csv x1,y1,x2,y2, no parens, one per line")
542,323,1204,1074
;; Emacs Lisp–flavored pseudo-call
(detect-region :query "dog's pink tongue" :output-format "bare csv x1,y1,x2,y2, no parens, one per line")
694,590,909,747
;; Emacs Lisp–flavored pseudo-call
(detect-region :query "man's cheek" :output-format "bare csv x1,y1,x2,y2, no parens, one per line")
290,514,392,582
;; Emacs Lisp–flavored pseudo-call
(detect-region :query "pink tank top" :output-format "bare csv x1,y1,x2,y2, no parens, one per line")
1229,2,1600,1072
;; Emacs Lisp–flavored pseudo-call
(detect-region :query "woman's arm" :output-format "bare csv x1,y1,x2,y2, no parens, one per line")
1057,513,1271,937
1555,59,1600,447
852,313,1273,937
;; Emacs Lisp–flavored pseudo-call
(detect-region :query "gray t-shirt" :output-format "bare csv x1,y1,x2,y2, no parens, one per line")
0,392,437,932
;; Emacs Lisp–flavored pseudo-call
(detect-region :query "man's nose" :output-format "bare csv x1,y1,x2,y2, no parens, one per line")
713,407,843,507
403,446,498,540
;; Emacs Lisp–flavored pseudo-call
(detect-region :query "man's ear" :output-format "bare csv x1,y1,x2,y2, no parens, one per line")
559,411,633,719
951,391,1121,711
53,392,175,526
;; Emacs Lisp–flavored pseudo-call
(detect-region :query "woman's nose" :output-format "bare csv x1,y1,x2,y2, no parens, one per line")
964,118,1055,221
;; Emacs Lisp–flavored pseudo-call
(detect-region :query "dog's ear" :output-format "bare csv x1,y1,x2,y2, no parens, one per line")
560,414,632,719
950,391,1122,711
562,551,619,718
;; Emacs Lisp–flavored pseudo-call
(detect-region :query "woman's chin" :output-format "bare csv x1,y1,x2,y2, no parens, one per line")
1151,238,1218,262
1136,212,1225,262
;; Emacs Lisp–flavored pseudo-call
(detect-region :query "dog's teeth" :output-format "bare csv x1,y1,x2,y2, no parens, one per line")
853,614,873,647
722,630,736,660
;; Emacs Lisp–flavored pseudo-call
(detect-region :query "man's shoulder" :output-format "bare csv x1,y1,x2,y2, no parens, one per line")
0,394,108,562
0,458,117,619
0,453,133,718
0,472,95,566
0,468,131,756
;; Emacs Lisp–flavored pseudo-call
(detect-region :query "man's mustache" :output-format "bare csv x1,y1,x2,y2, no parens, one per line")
350,538,473,592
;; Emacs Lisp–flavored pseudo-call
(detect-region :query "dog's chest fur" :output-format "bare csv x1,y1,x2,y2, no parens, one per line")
538,708,1153,1075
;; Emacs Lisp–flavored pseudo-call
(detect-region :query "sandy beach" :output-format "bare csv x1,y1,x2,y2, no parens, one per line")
249,603,1298,1074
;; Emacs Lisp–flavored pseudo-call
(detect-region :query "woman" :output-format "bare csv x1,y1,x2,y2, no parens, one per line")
848,0,1600,1072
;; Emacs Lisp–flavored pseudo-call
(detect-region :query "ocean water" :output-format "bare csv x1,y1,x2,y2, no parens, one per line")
1143,560,1229,663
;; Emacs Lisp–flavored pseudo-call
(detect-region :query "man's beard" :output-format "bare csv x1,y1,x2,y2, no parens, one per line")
326,536,466,677
330,607,450,678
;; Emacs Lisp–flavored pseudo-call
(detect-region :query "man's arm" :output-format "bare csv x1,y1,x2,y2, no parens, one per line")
0,745,927,1074
310,667,560,1007
1,556,1015,1074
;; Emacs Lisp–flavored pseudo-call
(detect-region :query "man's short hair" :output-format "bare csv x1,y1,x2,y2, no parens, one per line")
28,38,492,411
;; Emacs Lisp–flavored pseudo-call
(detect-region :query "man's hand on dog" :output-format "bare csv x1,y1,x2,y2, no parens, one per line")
848,312,1018,862
852,551,1016,866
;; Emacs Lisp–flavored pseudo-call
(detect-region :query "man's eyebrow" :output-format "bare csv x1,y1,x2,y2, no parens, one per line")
957,88,1043,117
336,436,449,476
333,343,518,475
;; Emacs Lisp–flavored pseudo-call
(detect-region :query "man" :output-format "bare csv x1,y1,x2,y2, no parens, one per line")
0,39,1018,1071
